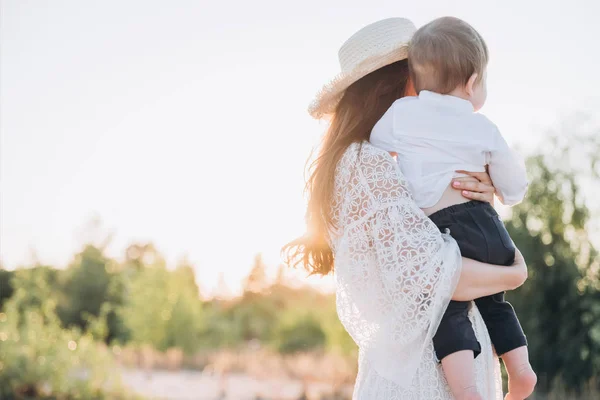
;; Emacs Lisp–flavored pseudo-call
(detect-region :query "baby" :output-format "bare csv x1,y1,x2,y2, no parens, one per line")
371,17,536,400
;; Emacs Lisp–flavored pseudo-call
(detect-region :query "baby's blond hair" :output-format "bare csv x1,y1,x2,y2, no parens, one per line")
408,17,489,94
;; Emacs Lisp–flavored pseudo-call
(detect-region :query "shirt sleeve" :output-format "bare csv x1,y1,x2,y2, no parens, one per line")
369,103,400,152
334,148,462,388
486,123,529,206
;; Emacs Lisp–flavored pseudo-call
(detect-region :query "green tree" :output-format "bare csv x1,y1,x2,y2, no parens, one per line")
119,252,170,350
199,301,241,348
231,295,279,342
120,252,204,353
163,262,204,353
506,129,600,393
58,245,126,343
0,268,129,399
0,267,14,310
5,265,60,317
274,314,326,354
123,243,162,273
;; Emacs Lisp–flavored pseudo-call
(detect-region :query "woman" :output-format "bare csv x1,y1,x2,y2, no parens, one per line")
284,18,527,399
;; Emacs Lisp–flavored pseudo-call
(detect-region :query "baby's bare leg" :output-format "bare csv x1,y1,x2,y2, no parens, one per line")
441,350,482,400
502,346,537,400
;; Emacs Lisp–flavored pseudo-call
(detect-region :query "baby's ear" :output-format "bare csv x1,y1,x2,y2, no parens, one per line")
465,73,478,96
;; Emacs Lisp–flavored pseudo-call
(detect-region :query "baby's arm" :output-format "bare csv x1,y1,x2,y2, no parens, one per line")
370,126,399,154
487,124,528,206
369,104,401,153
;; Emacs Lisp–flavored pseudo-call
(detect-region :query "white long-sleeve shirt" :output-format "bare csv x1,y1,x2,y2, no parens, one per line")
370,90,528,208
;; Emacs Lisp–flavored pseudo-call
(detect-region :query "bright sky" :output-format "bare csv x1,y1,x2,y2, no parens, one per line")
1,0,599,295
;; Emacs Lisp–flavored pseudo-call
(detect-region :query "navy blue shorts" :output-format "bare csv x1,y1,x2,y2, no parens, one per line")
429,201,527,360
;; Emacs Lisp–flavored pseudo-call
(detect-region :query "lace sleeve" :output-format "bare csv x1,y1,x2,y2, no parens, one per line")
332,144,462,388
367,202,461,385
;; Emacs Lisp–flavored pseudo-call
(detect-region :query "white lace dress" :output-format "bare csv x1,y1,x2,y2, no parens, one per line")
330,142,503,399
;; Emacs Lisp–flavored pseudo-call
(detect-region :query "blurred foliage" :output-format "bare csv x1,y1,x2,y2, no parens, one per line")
119,251,204,354
0,267,14,309
274,314,326,354
57,245,128,344
0,268,135,399
505,128,600,394
0,121,599,397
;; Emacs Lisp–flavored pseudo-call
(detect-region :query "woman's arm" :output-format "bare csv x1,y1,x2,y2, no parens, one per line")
449,170,528,300
452,248,527,301
368,161,525,304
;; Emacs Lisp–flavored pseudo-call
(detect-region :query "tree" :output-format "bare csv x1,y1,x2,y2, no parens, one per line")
0,267,122,398
163,263,204,353
173,258,201,297
230,296,279,342
123,243,162,273
0,267,15,310
243,253,268,294
5,266,58,317
274,314,326,354
119,259,171,350
57,245,125,343
120,252,204,353
505,127,600,393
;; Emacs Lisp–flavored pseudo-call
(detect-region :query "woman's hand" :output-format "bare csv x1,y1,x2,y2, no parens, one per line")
451,170,495,204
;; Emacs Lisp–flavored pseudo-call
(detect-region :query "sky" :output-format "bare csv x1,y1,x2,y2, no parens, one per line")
1,0,599,295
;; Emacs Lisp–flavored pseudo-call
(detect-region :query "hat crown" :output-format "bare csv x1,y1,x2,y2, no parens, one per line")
338,18,416,73
309,18,416,118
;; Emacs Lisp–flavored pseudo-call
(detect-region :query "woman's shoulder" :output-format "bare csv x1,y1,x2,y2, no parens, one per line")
340,141,397,169
342,141,404,181
337,141,410,206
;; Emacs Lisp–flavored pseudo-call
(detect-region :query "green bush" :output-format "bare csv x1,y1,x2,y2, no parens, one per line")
0,267,15,309
322,312,357,356
274,314,326,354
0,269,135,399
58,245,128,344
120,262,204,354
231,294,279,342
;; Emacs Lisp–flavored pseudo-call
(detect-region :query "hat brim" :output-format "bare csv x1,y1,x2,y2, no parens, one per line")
308,45,409,119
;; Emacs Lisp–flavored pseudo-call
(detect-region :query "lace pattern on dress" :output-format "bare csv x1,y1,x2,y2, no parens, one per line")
329,142,502,399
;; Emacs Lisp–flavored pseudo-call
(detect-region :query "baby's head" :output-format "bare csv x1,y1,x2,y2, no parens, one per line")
408,17,489,110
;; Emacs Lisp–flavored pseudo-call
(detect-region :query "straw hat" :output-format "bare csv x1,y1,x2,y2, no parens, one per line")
309,18,416,119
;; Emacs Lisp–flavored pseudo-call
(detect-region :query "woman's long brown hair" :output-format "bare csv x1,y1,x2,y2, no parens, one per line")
283,59,411,275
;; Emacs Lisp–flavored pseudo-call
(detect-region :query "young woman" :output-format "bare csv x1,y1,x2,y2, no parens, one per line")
284,18,527,399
